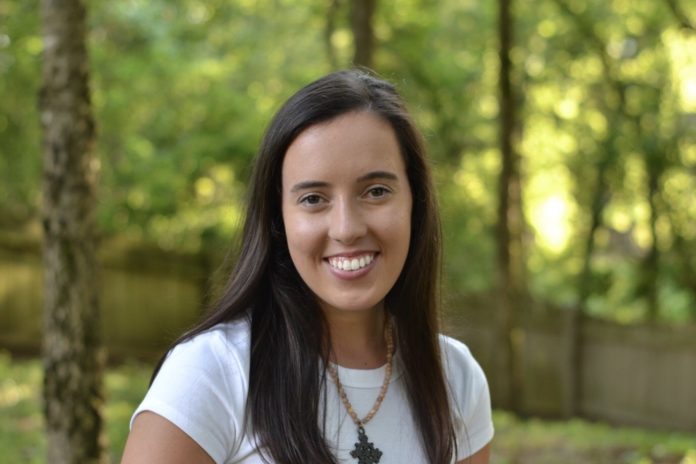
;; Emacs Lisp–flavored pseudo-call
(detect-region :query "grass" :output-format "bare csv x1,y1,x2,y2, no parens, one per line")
0,351,151,463
1,351,695,463
491,411,696,464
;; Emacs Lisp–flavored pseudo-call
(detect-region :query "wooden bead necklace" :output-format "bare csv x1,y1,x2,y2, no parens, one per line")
327,315,394,464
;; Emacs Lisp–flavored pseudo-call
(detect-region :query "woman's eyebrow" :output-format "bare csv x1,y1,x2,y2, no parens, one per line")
290,180,330,193
356,170,399,183
289,171,398,193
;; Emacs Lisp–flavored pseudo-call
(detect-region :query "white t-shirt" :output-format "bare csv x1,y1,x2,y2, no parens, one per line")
131,319,494,463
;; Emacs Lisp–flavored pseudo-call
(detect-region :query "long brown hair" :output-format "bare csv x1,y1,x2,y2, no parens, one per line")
152,70,456,463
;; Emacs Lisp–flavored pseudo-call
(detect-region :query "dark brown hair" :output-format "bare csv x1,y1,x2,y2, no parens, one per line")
153,69,455,463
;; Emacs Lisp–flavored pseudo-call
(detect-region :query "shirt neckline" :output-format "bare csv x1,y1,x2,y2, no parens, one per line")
330,351,403,388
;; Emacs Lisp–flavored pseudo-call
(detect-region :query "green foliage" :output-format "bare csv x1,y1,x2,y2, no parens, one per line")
0,351,44,463
379,0,501,292
0,352,152,463
518,0,696,322
103,360,152,462
492,410,696,463
87,0,329,250
0,0,42,226
1,0,694,322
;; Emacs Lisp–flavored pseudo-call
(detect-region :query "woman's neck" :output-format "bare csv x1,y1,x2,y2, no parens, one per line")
323,305,388,369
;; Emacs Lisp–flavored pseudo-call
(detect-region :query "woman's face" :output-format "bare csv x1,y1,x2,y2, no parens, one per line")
281,111,412,314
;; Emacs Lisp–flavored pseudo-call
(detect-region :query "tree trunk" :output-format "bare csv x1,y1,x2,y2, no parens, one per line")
637,103,664,324
324,0,341,69
351,0,376,68
569,103,622,416
643,162,660,322
39,0,105,463
569,181,605,416
496,0,525,414
551,0,629,418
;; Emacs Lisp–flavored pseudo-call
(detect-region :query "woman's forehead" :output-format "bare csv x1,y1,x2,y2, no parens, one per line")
281,112,406,186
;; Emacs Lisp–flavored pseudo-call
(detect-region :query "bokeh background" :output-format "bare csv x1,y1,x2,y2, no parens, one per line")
1,0,695,462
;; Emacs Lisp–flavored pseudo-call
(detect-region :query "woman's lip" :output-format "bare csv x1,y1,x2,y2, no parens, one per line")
325,254,378,280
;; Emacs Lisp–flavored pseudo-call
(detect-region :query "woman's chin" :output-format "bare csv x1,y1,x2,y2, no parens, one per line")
318,298,384,315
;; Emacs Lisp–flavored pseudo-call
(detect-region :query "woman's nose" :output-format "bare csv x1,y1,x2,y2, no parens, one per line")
328,199,367,245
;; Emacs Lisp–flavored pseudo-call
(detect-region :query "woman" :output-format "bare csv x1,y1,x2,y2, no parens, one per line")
122,70,493,464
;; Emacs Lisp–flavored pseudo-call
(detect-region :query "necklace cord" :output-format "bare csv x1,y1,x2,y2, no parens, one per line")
327,315,394,427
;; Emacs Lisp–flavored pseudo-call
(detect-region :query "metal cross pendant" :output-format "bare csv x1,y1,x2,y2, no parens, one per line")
350,425,383,464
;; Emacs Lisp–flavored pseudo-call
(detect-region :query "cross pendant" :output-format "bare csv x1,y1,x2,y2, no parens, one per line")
350,425,383,464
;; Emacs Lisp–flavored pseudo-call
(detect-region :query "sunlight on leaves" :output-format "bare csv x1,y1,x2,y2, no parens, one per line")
681,449,696,464
530,195,573,254
664,30,696,112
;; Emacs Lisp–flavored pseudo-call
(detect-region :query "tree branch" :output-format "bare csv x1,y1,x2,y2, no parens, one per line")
663,0,695,31
551,0,626,109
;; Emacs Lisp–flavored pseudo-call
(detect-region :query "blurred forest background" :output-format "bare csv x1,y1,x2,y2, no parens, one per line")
0,0,695,462
1,0,694,322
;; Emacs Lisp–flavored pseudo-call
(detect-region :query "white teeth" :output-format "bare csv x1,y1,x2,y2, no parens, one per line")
328,254,375,272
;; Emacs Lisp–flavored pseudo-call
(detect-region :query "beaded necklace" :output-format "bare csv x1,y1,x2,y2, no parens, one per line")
327,316,394,464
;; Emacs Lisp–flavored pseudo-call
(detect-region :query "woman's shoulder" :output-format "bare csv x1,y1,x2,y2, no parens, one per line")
188,317,252,354
438,334,495,457
438,334,477,367
131,318,253,463
437,334,489,398
163,317,252,376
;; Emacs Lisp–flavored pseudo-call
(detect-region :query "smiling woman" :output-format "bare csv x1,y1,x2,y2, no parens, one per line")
282,111,412,318
121,70,493,464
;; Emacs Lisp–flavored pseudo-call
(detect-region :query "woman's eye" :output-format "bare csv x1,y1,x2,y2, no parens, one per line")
300,194,323,206
367,186,390,198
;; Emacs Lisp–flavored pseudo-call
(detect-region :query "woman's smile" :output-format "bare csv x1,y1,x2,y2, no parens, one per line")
325,251,379,279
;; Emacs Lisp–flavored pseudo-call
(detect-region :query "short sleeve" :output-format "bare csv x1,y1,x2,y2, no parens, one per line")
440,336,495,460
130,327,248,464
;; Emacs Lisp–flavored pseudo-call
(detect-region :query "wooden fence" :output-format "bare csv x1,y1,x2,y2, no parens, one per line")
2,244,695,434
445,295,696,434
